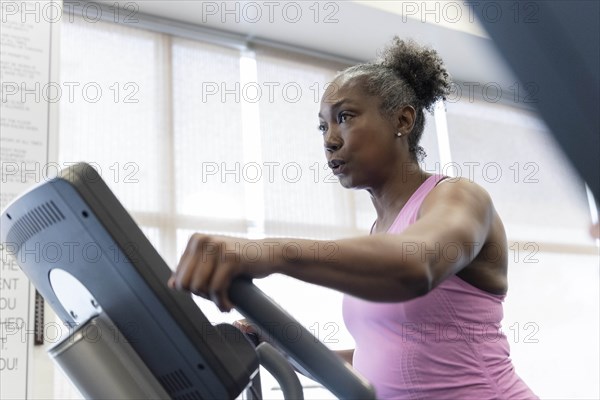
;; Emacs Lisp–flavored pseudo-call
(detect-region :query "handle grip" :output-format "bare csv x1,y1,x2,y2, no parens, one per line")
229,278,376,400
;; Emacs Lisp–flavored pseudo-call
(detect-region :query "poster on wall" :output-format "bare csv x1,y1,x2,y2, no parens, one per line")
1,1,59,398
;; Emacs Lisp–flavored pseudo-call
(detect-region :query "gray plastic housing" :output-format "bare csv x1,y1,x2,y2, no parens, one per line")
48,313,171,399
1,163,258,399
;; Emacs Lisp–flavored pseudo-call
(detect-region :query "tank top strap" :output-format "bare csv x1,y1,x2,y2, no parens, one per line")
387,174,447,233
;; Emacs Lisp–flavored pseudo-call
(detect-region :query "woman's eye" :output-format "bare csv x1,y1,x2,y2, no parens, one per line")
338,112,351,123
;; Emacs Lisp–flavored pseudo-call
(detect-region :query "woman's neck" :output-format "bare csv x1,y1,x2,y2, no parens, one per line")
368,165,431,232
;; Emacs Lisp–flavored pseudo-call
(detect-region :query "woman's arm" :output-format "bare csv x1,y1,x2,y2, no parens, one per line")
335,349,354,366
169,178,494,311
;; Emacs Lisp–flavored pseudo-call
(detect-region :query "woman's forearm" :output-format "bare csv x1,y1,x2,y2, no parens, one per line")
270,236,430,302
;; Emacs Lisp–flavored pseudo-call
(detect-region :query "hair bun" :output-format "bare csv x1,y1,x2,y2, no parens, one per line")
379,37,451,112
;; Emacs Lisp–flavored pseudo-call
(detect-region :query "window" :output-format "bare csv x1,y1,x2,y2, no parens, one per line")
445,99,591,243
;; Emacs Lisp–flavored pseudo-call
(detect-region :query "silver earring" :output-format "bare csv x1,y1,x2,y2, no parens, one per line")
396,132,402,137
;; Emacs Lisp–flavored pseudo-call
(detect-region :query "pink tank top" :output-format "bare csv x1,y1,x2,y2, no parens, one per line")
343,174,537,399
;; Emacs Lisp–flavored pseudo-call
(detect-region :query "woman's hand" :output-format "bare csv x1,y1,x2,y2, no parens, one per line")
168,234,278,312
233,319,265,346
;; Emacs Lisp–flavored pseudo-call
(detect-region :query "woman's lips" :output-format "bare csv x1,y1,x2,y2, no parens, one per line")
328,160,346,175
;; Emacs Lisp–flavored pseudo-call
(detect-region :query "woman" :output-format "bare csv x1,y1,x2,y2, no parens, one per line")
169,37,537,399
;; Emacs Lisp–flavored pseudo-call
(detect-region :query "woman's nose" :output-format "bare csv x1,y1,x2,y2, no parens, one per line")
324,128,343,152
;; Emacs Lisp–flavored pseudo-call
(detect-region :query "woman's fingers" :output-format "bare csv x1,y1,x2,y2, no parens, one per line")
189,240,221,297
190,251,217,300
171,234,216,297
169,236,194,289
181,235,205,291
170,234,277,312
170,235,248,311
209,261,238,312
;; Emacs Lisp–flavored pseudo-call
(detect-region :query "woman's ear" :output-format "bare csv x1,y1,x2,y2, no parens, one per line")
396,105,416,136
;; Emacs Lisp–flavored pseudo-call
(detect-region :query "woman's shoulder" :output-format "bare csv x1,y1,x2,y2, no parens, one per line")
426,176,494,211
416,175,501,239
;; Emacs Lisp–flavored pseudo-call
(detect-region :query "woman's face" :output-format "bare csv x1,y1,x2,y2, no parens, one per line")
318,76,404,190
